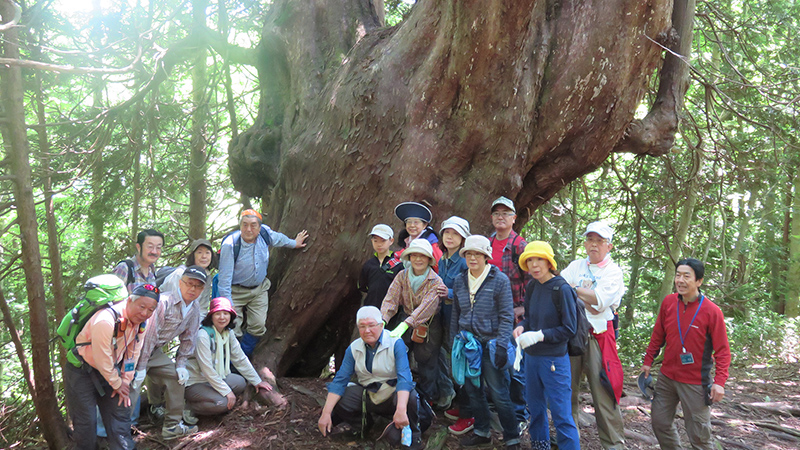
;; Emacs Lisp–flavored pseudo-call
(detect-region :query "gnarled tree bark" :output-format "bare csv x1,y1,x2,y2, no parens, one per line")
226,0,688,375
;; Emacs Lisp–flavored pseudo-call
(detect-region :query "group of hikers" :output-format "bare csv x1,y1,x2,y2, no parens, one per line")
63,198,731,450
63,209,305,449
321,198,731,450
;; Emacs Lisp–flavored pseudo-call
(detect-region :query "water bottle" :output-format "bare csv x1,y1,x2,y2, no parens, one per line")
401,424,412,446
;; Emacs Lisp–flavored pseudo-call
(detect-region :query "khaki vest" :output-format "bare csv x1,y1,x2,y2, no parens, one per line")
351,330,400,404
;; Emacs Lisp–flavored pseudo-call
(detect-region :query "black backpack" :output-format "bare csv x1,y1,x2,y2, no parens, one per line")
222,227,272,262
552,283,591,357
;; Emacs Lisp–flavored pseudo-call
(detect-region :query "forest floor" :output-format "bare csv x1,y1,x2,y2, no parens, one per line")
131,362,800,450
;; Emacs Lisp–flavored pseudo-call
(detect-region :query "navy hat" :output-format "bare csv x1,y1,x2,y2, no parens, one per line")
394,202,432,223
638,372,655,401
183,265,208,283
132,283,161,302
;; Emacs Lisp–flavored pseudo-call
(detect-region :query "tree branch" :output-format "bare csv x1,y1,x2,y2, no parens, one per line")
0,47,141,74
0,0,20,32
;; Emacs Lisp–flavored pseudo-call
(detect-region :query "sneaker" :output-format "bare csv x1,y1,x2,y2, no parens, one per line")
162,422,199,440
460,433,492,447
149,404,166,421
448,417,475,435
444,408,460,421
182,409,199,426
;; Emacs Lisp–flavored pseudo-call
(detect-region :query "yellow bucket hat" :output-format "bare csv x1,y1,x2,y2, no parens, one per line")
518,241,557,272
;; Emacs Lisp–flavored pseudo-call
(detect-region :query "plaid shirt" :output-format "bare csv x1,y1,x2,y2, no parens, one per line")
112,256,156,293
136,290,200,370
490,230,531,307
381,268,445,329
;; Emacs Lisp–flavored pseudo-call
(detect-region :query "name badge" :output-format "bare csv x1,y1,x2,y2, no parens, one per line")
124,358,135,372
680,352,694,365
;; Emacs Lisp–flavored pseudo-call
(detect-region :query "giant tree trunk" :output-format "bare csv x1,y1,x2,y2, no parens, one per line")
228,0,685,375
0,1,70,446
189,0,209,240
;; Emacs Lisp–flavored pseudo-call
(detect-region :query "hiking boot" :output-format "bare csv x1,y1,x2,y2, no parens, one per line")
162,422,199,440
182,409,199,426
435,391,455,410
444,407,459,421
448,417,475,435
149,404,166,421
460,433,492,447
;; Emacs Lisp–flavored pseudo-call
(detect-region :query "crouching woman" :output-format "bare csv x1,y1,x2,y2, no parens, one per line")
184,297,273,422
318,306,422,449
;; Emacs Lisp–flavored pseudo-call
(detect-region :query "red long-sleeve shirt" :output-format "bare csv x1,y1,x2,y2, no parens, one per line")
643,293,731,387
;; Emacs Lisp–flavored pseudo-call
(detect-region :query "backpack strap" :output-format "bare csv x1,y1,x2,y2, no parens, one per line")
551,282,571,315
122,259,135,287
231,226,273,262
202,325,216,353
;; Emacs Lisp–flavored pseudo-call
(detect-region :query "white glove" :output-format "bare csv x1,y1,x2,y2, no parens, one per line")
176,367,189,385
131,369,147,391
513,343,523,372
517,330,544,349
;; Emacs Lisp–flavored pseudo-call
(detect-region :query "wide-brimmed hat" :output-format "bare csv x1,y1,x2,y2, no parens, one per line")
491,196,516,213
207,297,237,320
459,235,492,259
368,224,394,240
519,241,557,271
394,202,432,223
400,239,435,265
440,216,470,239
189,238,213,253
583,221,614,242
638,372,655,401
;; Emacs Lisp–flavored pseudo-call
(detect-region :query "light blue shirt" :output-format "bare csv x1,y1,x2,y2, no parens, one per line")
217,224,296,299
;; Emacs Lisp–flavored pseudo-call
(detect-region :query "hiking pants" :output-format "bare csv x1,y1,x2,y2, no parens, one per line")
525,352,579,450
331,385,421,445
64,363,135,450
651,374,714,450
570,334,625,449
464,349,520,446
231,277,271,337
185,373,247,415
129,348,186,428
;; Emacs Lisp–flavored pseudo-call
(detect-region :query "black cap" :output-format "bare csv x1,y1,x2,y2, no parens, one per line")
183,265,208,283
132,284,161,302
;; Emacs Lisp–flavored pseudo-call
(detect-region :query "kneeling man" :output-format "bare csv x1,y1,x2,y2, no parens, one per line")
318,306,421,449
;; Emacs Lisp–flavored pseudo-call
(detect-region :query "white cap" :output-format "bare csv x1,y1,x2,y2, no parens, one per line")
369,224,394,240
583,221,614,241
440,216,471,239
491,196,516,213
356,306,383,324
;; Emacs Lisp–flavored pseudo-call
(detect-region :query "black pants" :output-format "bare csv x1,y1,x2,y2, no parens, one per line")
64,363,135,450
332,384,421,445
388,311,443,402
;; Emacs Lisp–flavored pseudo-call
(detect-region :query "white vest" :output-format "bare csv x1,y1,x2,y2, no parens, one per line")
350,330,400,403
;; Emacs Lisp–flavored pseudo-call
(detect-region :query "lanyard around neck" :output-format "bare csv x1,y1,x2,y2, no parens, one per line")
676,294,704,352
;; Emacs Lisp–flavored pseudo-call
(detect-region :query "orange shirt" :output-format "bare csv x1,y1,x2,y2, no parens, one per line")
75,302,146,390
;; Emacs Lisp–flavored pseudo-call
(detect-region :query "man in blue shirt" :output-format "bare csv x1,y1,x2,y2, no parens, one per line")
318,306,421,449
217,209,308,356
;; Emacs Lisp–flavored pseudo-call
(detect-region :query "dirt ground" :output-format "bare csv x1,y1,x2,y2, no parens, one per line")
133,362,800,450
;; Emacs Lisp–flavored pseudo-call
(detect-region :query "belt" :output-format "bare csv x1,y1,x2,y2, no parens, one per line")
233,283,258,289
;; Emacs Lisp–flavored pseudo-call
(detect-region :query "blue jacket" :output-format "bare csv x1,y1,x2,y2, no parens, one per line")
438,253,468,299
450,265,514,346
519,275,577,356
452,330,481,387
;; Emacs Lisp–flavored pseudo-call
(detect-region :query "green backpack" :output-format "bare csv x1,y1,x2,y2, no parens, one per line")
57,274,129,368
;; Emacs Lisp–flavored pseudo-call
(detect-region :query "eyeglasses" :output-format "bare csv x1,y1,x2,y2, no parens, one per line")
357,322,383,330
492,212,515,217
585,237,609,245
180,279,205,290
